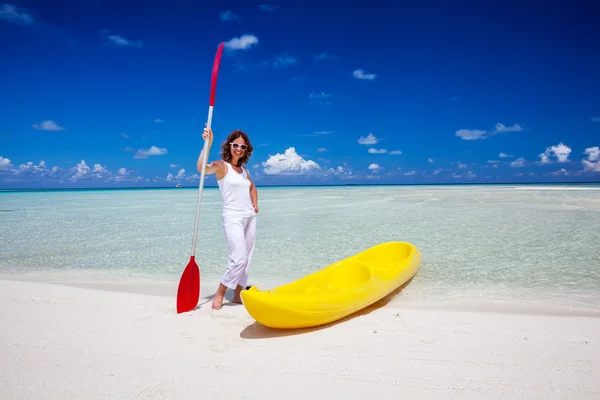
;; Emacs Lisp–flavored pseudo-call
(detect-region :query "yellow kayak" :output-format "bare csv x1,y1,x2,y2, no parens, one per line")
240,241,422,329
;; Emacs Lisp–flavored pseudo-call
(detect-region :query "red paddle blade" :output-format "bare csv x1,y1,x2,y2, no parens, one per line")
209,42,224,107
176,256,200,313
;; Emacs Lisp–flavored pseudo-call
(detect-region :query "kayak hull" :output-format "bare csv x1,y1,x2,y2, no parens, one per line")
240,241,422,329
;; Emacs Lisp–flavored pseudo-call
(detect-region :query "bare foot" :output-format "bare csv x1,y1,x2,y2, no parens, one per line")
232,285,243,304
212,295,223,310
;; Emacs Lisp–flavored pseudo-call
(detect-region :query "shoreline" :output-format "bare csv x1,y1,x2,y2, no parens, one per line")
1,278,599,399
2,271,600,318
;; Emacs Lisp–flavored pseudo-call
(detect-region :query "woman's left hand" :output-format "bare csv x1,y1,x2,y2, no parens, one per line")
253,203,259,214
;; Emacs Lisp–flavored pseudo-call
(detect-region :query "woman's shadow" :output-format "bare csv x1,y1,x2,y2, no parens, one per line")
238,277,414,339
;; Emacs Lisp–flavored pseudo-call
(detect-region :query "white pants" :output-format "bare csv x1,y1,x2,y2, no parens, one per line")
221,213,257,290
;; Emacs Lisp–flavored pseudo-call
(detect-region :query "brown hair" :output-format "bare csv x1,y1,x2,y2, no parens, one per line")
220,129,253,166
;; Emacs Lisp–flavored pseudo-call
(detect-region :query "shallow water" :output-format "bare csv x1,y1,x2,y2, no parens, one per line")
1,185,599,313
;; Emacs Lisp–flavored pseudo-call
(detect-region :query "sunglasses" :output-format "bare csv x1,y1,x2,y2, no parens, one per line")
230,143,248,150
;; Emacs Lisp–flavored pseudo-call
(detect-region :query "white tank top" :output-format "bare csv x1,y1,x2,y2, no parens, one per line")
217,161,255,217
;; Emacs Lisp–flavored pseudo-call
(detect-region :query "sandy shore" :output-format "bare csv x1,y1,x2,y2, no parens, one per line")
1,279,599,399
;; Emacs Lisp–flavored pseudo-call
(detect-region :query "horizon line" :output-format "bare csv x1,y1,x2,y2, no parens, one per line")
2,180,600,193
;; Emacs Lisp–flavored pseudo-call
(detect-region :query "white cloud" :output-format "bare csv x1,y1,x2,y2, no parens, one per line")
0,156,13,170
316,148,328,153
539,142,571,164
163,168,199,183
494,123,523,133
315,52,331,60
591,117,600,122
9,160,62,179
358,132,379,145
242,53,298,70
0,3,34,25
368,148,387,154
452,171,476,179
499,152,513,158
32,120,64,131
155,119,164,123
0,157,155,185
389,150,403,155
220,10,240,21
456,122,523,140
302,130,332,137
455,129,486,140
353,69,376,80
330,166,344,173
134,146,168,159
71,160,90,180
582,146,600,172
224,34,258,51
309,92,331,99
169,164,178,168
308,91,332,106
584,146,599,162
121,132,129,139
93,163,109,175
166,168,187,181
18,160,40,173
261,147,320,175
368,163,380,170
551,168,569,176
254,54,297,69
113,168,130,182
582,160,600,172
510,157,525,167
273,54,297,67
101,30,143,48
404,170,417,176
70,160,112,181
428,158,434,163
108,35,142,47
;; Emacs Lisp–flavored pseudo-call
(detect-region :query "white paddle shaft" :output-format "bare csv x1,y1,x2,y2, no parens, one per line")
190,105,214,256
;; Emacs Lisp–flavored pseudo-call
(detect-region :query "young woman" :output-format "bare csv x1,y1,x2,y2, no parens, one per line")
197,124,259,310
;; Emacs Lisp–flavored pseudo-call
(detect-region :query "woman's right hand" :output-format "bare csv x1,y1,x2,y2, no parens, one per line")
202,124,213,146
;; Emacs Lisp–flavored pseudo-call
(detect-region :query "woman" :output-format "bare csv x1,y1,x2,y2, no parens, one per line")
197,124,259,310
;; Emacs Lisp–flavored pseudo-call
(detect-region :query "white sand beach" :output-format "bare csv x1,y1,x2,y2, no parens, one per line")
1,279,599,399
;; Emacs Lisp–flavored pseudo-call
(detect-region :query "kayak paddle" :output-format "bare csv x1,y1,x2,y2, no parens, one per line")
176,42,225,314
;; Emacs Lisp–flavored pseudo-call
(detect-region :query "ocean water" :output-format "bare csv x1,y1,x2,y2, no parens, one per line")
1,184,599,314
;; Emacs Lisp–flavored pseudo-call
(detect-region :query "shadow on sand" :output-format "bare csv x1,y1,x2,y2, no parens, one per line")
239,277,414,339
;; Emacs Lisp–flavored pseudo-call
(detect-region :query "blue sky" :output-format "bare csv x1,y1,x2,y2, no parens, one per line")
1,0,599,188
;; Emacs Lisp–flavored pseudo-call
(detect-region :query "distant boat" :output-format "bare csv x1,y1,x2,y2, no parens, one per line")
176,183,183,188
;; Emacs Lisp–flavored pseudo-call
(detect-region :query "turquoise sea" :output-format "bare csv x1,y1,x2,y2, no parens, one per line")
1,184,599,315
